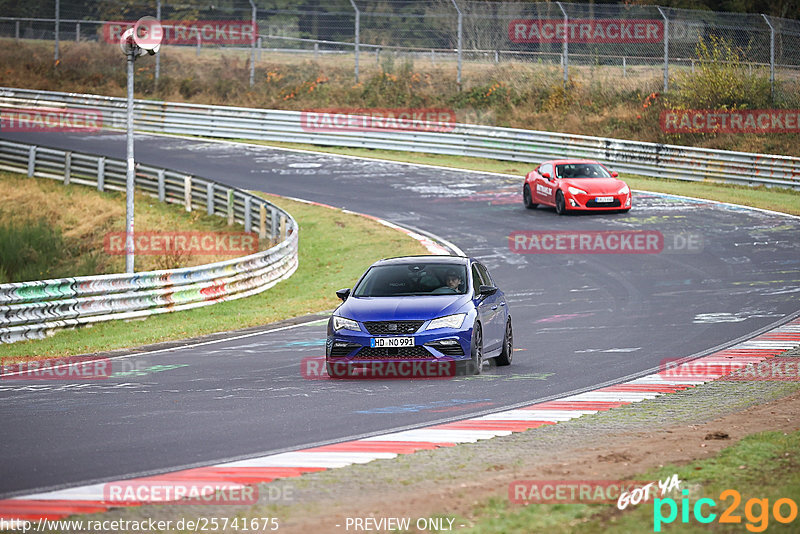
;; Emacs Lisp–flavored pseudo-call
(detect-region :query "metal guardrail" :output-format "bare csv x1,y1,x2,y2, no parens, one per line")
1,87,798,189
0,139,298,344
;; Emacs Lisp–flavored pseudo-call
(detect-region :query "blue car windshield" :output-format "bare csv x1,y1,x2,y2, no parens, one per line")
352,263,469,297
555,163,611,179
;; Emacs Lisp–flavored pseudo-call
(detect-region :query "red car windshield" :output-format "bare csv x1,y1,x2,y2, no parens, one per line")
555,163,611,179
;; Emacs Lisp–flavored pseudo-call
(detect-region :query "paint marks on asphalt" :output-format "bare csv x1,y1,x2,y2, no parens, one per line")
355,399,493,414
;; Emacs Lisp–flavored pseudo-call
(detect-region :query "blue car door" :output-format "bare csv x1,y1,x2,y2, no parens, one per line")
476,262,505,351
472,262,501,352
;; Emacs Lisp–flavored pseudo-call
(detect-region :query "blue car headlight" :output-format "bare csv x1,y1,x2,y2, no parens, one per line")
424,313,466,331
333,316,360,331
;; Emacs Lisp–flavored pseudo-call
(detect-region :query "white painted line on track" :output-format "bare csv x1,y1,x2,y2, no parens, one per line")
219,451,399,468
0,318,328,379
475,410,582,422
12,484,108,501
361,429,511,443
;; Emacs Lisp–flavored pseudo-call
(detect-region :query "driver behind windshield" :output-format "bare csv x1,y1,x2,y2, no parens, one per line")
432,269,463,294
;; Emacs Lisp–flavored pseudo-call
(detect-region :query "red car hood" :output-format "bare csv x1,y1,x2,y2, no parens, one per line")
560,178,626,195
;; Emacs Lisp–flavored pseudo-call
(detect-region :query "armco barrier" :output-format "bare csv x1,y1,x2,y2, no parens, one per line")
0,139,298,344
1,87,799,189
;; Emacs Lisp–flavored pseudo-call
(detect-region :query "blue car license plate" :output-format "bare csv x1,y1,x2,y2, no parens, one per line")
370,337,414,348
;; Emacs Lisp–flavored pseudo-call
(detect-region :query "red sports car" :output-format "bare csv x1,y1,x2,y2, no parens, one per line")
522,159,631,214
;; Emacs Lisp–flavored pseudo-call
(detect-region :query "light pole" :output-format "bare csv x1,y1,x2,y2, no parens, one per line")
450,0,462,89
54,0,60,64
249,0,257,87
155,0,162,87
119,17,162,273
349,0,360,83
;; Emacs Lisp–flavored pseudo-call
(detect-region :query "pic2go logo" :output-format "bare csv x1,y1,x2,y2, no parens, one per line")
653,489,798,532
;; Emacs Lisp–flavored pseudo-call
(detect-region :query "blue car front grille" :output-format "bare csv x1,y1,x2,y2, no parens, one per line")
363,321,425,335
353,346,433,359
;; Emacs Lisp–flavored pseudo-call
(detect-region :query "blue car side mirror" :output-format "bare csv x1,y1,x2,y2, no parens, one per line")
478,285,498,297
336,288,351,301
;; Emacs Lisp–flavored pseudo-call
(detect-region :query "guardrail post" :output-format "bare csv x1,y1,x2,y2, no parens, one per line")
227,189,235,226
97,157,105,191
15,20,20,42
27,146,36,177
259,204,267,240
244,196,252,233
623,56,626,77
63,152,71,185
184,175,192,211
206,182,215,215
157,169,165,202
270,206,278,241
76,22,80,42
196,34,201,56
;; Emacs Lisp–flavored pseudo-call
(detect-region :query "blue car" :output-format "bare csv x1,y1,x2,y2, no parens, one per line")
326,256,512,377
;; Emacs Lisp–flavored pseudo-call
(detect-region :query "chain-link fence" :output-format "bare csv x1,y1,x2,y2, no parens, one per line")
1,1,798,102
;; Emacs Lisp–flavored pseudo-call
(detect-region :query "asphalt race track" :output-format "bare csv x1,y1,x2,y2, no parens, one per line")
1,130,799,498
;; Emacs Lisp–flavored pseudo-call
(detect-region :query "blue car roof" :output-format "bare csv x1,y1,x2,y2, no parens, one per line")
373,255,471,266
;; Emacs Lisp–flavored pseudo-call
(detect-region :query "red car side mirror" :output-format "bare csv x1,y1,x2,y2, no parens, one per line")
611,171,619,177
541,172,551,179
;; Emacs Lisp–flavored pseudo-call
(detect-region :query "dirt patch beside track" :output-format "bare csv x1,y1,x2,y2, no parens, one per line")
275,385,800,533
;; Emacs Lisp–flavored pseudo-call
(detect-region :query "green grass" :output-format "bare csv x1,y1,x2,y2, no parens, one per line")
0,194,429,360
0,170,245,279
0,217,66,283
227,138,800,216
453,430,800,533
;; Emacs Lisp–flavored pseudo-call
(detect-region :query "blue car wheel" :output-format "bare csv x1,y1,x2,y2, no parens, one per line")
468,322,483,375
496,318,513,366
